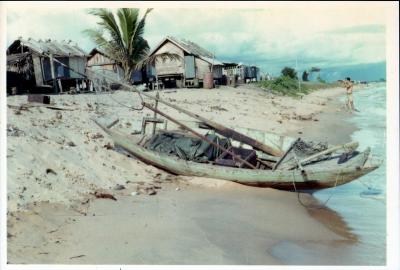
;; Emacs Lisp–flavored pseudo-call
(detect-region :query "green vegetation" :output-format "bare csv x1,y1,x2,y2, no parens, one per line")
85,8,153,81
256,66,339,97
85,8,178,82
281,67,297,79
257,76,340,97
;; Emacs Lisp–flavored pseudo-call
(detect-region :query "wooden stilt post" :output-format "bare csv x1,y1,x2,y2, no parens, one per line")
57,79,63,93
49,54,57,94
152,91,160,135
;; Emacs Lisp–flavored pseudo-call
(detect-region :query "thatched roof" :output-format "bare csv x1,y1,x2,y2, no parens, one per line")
149,36,224,66
7,38,88,57
7,52,33,79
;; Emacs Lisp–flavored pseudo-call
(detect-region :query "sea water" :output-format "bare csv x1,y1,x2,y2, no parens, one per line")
271,84,387,265
319,83,387,265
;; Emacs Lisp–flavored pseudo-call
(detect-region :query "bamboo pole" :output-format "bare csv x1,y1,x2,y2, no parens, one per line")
142,102,257,169
152,91,159,135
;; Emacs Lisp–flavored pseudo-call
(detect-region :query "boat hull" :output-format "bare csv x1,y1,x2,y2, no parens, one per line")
97,123,380,191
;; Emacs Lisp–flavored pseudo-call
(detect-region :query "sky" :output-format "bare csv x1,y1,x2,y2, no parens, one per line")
5,2,389,80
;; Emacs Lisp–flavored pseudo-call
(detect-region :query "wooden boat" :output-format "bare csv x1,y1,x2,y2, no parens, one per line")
95,120,381,191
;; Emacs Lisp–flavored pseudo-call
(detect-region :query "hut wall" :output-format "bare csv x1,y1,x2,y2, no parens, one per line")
32,55,43,86
237,66,246,80
99,64,115,71
42,56,86,80
195,57,211,80
223,66,240,77
153,41,185,76
131,70,143,83
69,57,86,78
42,57,70,79
87,53,115,67
88,64,124,81
212,65,223,79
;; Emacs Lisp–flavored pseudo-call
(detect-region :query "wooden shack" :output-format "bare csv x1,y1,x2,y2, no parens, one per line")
222,62,261,84
147,36,224,88
7,38,89,94
86,48,123,91
87,48,123,80
87,48,146,91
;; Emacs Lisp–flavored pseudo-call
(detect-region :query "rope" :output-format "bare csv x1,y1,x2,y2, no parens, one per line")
292,170,340,209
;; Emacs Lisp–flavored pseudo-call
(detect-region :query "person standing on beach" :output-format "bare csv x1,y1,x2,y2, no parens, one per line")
342,77,355,112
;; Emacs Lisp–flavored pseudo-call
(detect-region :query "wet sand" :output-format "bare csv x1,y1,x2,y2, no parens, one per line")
7,178,357,265
7,84,365,264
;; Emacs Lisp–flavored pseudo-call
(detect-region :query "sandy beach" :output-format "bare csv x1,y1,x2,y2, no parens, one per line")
7,84,365,264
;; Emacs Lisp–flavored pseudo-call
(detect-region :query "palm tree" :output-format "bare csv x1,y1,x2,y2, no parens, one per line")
85,8,178,83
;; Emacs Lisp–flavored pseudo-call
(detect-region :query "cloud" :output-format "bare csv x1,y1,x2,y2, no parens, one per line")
327,24,385,34
6,6,98,51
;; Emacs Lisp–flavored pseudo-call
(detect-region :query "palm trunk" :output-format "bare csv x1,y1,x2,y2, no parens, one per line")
124,66,132,83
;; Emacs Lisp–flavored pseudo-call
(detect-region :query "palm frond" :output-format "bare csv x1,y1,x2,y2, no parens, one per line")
129,8,151,55
86,8,165,80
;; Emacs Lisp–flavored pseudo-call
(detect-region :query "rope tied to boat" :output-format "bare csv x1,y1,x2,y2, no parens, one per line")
292,170,341,209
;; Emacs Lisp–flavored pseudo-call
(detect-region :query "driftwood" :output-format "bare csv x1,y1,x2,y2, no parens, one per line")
8,103,74,111
93,192,117,201
142,102,257,169
106,119,119,129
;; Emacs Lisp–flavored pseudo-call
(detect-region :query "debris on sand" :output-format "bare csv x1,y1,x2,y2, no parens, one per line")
93,192,117,201
55,111,63,120
113,184,126,190
69,255,85,259
7,124,25,137
210,105,228,112
103,142,113,149
90,133,104,140
46,168,57,175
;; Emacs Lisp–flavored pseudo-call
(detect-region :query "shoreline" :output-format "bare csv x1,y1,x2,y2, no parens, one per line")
7,84,364,264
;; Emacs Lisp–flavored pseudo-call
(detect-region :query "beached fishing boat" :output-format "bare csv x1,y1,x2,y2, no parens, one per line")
95,116,381,191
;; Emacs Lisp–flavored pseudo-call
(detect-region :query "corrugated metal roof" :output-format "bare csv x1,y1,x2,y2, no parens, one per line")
168,36,214,58
198,55,224,66
8,38,88,57
150,36,223,65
